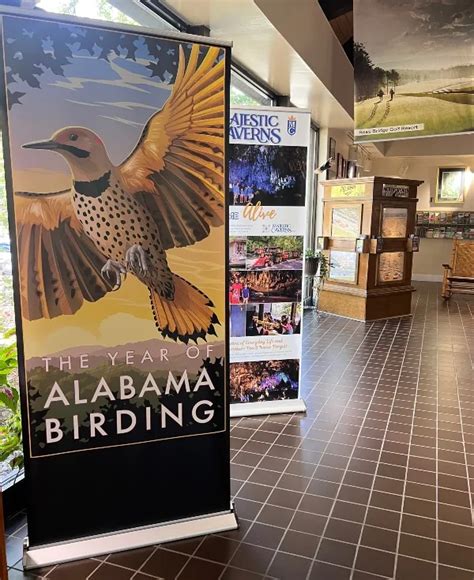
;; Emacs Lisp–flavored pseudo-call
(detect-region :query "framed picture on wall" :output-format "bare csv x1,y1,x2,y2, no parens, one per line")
336,153,342,178
328,137,336,161
327,137,336,180
436,167,465,204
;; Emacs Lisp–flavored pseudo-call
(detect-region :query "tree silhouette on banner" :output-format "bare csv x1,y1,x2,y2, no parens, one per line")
4,17,208,108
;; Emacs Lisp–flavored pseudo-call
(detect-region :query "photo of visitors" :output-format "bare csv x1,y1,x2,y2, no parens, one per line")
229,271,302,304
246,236,303,270
230,359,299,402
246,303,301,337
229,276,243,305
230,144,307,207
230,302,301,338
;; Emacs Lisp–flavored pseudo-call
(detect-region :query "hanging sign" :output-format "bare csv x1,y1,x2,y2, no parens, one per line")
382,184,410,198
330,183,366,198
229,106,310,416
0,8,235,567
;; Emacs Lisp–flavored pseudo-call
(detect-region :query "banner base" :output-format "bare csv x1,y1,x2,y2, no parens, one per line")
230,398,307,418
23,506,238,570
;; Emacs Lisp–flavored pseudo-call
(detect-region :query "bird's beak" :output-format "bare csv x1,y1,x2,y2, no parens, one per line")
22,139,61,151
22,139,90,158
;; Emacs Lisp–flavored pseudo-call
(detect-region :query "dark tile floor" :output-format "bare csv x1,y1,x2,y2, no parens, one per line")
5,282,474,579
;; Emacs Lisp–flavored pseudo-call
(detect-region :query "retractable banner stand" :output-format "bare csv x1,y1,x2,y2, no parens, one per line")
0,8,236,568
229,106,310,417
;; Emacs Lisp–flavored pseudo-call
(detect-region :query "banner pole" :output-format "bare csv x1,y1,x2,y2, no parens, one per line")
0,491,7,579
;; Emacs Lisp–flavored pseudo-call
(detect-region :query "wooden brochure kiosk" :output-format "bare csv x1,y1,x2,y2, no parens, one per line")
318,177,422,321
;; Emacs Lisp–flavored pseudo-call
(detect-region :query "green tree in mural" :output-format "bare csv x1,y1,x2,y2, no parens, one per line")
354,42,375,100
354,42,400,100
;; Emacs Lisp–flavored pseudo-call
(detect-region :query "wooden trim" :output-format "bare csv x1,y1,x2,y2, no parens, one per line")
0,492,7,580
322,283,414,297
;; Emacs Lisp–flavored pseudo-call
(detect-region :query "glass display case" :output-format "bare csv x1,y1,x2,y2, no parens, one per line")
319,176,422,320
331,207,361,238
329,251,358,283
382,207,408,238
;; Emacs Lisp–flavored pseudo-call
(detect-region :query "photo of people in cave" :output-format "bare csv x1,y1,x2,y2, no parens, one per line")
246,236,303,270
229,144,307,207
230,302,301,338
230,359,299,402
229,271,302,304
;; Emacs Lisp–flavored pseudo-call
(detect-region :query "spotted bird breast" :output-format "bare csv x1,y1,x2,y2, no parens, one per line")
72,173,169,286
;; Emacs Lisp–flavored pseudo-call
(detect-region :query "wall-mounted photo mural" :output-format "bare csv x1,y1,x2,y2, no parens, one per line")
354,0,474,142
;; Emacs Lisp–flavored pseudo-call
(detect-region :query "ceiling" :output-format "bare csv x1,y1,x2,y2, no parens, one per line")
318,0,353,63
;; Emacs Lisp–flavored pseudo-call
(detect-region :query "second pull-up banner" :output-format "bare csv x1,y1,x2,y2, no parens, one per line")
229,106,310,417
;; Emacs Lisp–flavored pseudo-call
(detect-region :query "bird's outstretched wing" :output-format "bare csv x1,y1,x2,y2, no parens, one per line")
14,189,114,321
120,44,225,250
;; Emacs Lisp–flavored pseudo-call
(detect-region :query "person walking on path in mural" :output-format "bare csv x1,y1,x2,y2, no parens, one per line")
389,88,395,101
377,88,384,102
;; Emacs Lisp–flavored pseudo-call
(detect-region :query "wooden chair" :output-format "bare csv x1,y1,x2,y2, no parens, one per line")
442,239,474,300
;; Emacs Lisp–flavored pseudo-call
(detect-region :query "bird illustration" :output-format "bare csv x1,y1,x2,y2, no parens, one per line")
14,44,225,344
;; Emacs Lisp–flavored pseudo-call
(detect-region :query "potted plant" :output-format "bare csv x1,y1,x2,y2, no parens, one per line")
0,329,23,481
304,249,320,277
314,252,330,310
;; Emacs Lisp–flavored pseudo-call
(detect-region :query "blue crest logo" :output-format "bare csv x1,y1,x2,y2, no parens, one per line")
287,115,297,136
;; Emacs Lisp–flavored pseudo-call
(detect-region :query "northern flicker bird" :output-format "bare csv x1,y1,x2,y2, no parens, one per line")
14,44,225,343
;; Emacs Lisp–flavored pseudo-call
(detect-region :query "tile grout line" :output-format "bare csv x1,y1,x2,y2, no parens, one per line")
392,283,429,579
435,285,440,580
130,546,159,580
255,319,388,577
304,317,404,580
270,321,391,578
325,313,410,580
219,411,298,578
346,293,423,580
452,297,474,527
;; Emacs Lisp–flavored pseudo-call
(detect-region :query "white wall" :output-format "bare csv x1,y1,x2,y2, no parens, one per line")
370,155,474,281
315,128,354,238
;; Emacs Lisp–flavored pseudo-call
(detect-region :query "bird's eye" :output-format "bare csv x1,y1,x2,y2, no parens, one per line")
69,133,78,142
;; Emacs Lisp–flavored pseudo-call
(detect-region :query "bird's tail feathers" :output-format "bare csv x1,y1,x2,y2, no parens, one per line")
149,275,219,343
